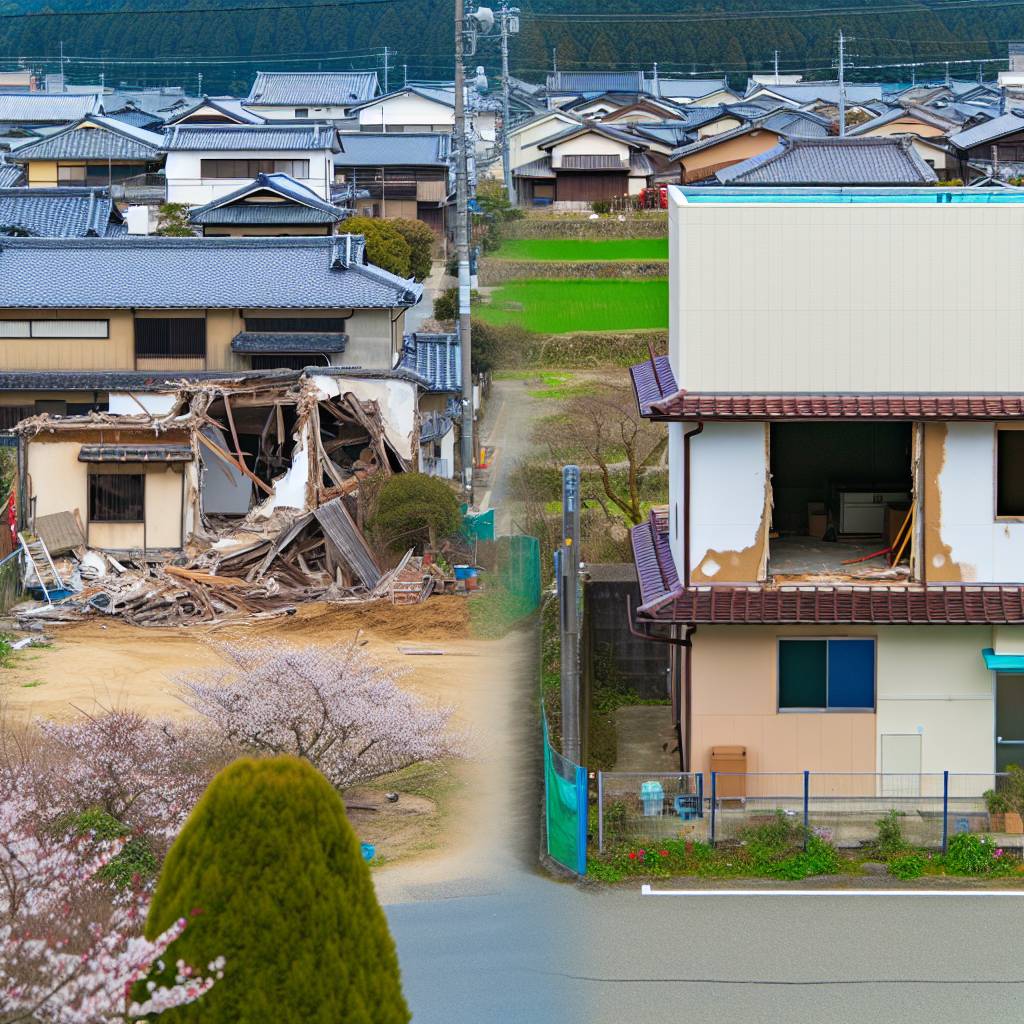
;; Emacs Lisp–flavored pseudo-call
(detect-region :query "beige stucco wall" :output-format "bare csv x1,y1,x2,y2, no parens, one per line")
509,114,577,171
550,133,629,168
689,624,996,778
671,193,1024,391
678,129,781,180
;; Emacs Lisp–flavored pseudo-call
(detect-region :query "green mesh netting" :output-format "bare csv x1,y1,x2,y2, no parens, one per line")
544,717,585,874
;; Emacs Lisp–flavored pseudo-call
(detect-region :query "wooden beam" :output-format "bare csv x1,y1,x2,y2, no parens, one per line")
196,430,274,496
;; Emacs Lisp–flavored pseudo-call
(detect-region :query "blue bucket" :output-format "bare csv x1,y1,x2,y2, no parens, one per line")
360,842,375,862
453,564,472,581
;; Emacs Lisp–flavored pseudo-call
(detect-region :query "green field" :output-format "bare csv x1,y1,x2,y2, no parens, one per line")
490,238,669,262
475,279,668,333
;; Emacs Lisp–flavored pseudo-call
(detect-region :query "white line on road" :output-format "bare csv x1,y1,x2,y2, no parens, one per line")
641,884,1024,897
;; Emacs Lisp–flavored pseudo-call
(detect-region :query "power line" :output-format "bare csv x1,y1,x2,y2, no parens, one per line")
0,0,416,20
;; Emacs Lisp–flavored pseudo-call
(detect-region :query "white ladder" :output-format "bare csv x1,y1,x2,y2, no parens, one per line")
18,532,65,603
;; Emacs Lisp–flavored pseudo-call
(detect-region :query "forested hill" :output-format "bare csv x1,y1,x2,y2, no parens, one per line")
0,0,1022,96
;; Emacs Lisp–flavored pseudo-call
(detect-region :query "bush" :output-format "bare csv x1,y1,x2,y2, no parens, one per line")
591,200,611,215
342,215,412,278
390,217,434,281
58,807,158,889
155,202,194,237
943,833,1011,875
143,757,410,1023
869,809,911,860
368,473,462,552
433,286,456,321
889,851,926,880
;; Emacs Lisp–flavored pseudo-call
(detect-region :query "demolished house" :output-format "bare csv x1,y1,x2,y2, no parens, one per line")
12,367,449,624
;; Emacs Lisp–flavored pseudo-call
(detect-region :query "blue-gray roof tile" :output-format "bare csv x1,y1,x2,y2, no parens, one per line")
9,115,163,162
0,92,101,124
0,187,124,238
0,236,421,309
231,331,348,353
335,131,450,167
188,172,346,225
162,123,337,152
246,71,380,107
398,332,461,392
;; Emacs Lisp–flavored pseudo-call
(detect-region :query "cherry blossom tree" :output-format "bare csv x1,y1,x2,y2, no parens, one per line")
0,786,221,1024
179,641,464,789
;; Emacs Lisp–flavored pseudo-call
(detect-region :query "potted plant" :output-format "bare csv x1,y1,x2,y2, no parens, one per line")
1003,765,1024,833
985,789,1010,832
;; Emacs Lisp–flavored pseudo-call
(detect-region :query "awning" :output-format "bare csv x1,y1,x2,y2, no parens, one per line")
982,647,1024,672
78,444,193,463
231,331,349,355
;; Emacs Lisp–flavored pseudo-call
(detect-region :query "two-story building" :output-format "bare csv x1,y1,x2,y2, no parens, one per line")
0,234,421,427
243,71,380,122
162,123,339,206
631,186,1024,783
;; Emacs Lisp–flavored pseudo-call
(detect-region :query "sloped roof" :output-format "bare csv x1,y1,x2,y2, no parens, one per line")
948,111,1024,150
334,131,450,167
9,115,163,162
246,71,380,107
231,331,348,353
162,123,337,152
715,136,937,185
848,104,959,136
744,81,885,105
0,92,101,124
397,332,461,392
649,78,732,100
760,109,831,138
670,121,780,161
547,71,645,94
0,236,421,309
537,121,649,152
164,96,265,126
0,159,24,188
106,106,166,131
0,187,124,238
188,172,345,226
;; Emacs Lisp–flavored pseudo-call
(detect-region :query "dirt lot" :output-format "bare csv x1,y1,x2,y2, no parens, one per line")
0,596,518,869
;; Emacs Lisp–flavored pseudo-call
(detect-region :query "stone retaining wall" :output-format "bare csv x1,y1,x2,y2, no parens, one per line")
478,259,668,285
503,215,668,240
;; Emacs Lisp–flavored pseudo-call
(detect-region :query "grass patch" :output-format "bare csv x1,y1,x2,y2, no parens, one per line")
21,679,45,688
491,238,668,262
468,585,536,639
525,372,596,400
476,279,668,334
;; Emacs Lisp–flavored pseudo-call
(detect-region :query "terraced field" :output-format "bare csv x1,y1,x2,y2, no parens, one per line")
490,238,668,261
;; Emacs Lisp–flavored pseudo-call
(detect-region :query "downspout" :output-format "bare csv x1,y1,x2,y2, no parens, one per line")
682,421,704,587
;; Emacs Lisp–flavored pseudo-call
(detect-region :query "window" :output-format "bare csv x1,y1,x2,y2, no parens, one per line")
57,164,87,184
89,473,144,522
134,317,206,360
997,428,1024,517
294,108,309,118
778,638,875,711
0,320,108,339
200,159,310,179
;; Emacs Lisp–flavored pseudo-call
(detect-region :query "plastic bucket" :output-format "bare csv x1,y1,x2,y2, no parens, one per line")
360,842,376,862
453,564,471,581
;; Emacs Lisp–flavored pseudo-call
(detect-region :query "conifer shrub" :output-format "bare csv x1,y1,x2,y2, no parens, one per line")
368,473,461,552
143,756,410,1024
342,215,412,278
390,217,435,281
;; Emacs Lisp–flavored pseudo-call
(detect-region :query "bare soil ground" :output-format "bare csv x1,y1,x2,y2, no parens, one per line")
0,596,515,869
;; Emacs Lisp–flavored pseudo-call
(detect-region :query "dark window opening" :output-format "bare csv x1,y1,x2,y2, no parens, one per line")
135,317,207,360
250,355,325,370
997,429,1024,516
778,638,875,711
0,405,34,430
295,108,309,118
89,473,144,522
244,316,348,333
200,159,311,179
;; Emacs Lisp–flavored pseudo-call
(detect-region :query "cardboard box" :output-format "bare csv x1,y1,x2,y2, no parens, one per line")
885,504,911,548
807,502,827,539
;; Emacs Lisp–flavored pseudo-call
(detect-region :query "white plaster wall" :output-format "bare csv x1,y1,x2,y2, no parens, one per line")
671,193,1024,391
357,94,453,130
164,150,333,204
550,133,629,168
509,114,576,170
28,442,87,520
108,393,178,416
936,422,1024,583
247,103,351,120
689,422,767,580
876,626,995,776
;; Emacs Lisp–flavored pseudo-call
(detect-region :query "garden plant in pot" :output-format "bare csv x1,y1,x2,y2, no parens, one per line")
984,789,1011,833
986,765,1024,834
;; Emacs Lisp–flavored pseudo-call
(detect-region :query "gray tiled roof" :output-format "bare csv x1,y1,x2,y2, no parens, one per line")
745,82,885,105
0,369,277,391
246,71,380,107
0,236,422,309
760,109,831,139
162,123,338,152
165,97,265,126
334,131,451,167
715,136,938,185
0,159,24,187
0,187,124,238
0,92,101,124
511,156,554,178
648,78,731,100
231,331,348,354
547,71,645,94
537,121,649,151
106,106,166,131
9,115,163,161
948,111,1024,150
188,172,345,225
398,332,461,392
847,104,957,136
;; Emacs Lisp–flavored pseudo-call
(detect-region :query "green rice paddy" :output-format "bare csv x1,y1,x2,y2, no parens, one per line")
489,238,669,261
475,279,669,333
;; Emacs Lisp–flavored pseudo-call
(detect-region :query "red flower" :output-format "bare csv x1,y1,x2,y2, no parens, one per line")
638,849,646,857
660,850,669,857
628,852,637,859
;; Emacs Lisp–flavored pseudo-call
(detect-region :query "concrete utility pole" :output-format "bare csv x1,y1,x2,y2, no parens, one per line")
559,465,581,764
383,45,389,93
773,49,780,84
498,3,520,204
652,61,660,98
455,0,475,500
837,29,847,138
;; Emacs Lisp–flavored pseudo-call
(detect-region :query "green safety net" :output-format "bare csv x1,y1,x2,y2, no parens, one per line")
544,717,585,874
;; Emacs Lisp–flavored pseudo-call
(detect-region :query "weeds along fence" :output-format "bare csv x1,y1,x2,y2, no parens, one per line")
0,549,18,614
595,771,1007,853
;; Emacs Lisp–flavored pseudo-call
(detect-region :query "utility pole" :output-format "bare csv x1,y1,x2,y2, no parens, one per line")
455,0,475,500
383,45,389,93
498,4,520,204
773,48,780,84
59,40,65,90
652,61,660,99
945,60,951,86
559,465,581,764
403,63,408,88
837,29,847,138
197,71,203,96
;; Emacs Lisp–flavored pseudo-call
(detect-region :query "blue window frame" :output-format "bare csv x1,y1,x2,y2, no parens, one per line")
778,638,875,711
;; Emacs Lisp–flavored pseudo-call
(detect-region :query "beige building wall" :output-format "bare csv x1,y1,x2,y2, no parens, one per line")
670,192,1024,391
678,129,781,181
550,133,629,167
509,113,578,171
690,624,996,778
